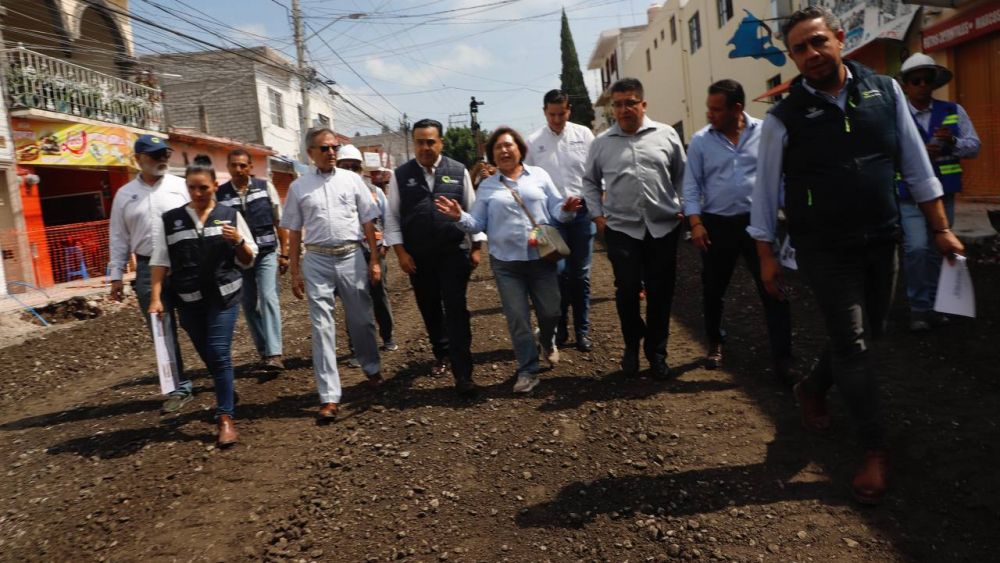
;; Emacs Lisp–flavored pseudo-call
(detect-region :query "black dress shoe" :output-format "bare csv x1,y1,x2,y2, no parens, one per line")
650,362,672,380
576,335,593,352
455,379,478,399
556,325,569,347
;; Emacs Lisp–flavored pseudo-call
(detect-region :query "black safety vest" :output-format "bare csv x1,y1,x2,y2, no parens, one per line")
394,156,468,256
217,177,277,257
162,204,243,309
771,60,900,249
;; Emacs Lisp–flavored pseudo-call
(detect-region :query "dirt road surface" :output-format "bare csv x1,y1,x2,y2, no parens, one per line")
1,242,998,562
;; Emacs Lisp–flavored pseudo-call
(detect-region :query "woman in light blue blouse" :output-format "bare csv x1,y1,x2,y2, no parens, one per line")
437,126,581,394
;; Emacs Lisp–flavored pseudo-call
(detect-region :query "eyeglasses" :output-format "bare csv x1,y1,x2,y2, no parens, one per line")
611,99,643,109
907,76,933,86
313,144,340,153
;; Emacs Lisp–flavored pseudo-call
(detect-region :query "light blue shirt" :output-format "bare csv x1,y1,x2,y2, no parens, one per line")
681,113,762,217
748,68,943,242
456,165,574,262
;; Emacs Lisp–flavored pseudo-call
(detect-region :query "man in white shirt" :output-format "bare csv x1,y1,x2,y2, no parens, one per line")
525,90,596,351
107,134,191,413
381,119,485,398
281,128,383,421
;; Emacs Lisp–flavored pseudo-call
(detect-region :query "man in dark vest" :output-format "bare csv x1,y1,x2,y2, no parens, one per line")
748,6,964,504
897,53,981,332
383,119,484,398
217,149,288,371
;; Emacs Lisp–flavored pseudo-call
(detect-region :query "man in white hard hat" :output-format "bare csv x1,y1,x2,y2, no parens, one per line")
337,145,396,353
896,53,981,332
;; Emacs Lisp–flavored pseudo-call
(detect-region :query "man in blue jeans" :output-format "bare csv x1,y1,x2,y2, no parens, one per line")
217,149,288,370
108,134,191,413
896,53,980,331
525,89,596,351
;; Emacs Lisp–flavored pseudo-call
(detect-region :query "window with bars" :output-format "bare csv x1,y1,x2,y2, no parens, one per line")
718,0,733,27
268,88,284,128
670,16,677,44
689,12,702,53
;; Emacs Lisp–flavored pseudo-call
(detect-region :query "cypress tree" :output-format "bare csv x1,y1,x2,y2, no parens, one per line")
559,9,595,128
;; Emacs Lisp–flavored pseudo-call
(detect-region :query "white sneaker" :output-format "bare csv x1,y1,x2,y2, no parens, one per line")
512,374,539,394
544,346,560,367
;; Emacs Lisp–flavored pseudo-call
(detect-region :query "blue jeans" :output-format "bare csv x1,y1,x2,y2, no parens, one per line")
178,301,240,417
133,257,189,395
490,256,561,376
241,251,283,357
899,194,955,313
556,210,595,340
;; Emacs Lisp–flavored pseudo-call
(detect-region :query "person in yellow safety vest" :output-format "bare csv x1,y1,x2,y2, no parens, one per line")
896,53,981,332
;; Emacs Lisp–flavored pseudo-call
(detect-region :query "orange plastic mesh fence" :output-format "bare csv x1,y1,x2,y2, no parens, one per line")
0,219,131,289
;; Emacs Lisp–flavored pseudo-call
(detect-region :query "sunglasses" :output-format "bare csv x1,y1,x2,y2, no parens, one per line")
907,76,934,86
611,99,643,109
338,162,362,172
313,144,340,153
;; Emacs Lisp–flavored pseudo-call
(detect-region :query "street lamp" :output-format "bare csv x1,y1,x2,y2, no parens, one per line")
305,12,367,42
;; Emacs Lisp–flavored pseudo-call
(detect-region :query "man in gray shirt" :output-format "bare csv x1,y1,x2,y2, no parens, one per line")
581,78,686,378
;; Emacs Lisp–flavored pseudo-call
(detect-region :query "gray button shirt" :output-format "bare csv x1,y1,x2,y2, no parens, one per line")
581,116,686,240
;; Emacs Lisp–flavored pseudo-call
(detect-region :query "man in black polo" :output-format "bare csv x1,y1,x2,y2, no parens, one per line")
749,6,964,504
383,119,483,397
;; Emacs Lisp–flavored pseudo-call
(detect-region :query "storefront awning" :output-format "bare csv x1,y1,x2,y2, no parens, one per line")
754,79,793,103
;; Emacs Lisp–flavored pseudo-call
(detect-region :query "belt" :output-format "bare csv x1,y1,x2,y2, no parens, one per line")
305,242,359,257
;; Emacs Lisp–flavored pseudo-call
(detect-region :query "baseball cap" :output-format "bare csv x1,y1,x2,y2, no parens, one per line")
134,134,171,154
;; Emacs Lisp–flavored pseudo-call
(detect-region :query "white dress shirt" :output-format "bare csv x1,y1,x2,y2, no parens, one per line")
108,173,190,281
524,121,595,198
280,168,379,246
150,205,258,269
382,155,486,247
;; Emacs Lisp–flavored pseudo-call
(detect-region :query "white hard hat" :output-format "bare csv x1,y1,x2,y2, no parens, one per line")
899,53,952,89
336,144,363,162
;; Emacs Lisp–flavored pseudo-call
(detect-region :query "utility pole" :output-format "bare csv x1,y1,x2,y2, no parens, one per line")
401,113,410,161
292,0,310,163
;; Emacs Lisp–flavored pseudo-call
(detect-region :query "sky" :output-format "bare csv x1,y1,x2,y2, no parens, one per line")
127,0,651,136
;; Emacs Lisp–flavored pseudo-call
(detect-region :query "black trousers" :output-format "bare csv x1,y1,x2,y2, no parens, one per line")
700,213,792,360
604,226,680,366
796,241,897,449
363,248,394,343
409,248,474,381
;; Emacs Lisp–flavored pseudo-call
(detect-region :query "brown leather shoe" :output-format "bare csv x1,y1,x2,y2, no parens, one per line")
317,402,339,420
217,415,237,447
793,380,831,432
852,450,889,505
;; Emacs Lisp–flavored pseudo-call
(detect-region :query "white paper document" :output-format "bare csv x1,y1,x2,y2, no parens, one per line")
778,235,798,271
150,313,179,394
934,255,975,318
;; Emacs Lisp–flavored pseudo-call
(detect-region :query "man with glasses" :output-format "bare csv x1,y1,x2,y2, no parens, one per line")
281,129,383,421
383,119,484,398
897,53,981,332
581,78,686,379
108,134,192,413
525,89,597,352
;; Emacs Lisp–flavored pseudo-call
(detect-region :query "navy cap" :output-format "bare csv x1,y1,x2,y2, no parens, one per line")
134,134,170,154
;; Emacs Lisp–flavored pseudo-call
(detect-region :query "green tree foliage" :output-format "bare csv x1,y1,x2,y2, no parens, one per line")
442,126,488,168
560,9,596,128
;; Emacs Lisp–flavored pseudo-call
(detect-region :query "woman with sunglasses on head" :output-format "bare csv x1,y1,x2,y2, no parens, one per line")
436,126,582,394
148,155,258,447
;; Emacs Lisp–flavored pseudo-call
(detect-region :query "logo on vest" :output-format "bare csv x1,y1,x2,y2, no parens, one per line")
213,219,232,225
861,90,882,99
406,178,417,187
805,107,825,119
441,175,458,184
174,219,184,229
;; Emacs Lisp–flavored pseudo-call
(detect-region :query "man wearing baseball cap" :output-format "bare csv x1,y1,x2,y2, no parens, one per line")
108,134,193,413
896,53,981,332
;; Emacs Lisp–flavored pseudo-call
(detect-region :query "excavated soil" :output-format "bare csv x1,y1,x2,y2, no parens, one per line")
0,241,998,562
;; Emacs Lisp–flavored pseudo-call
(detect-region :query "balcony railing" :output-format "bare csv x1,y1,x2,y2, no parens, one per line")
3,46,164,131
